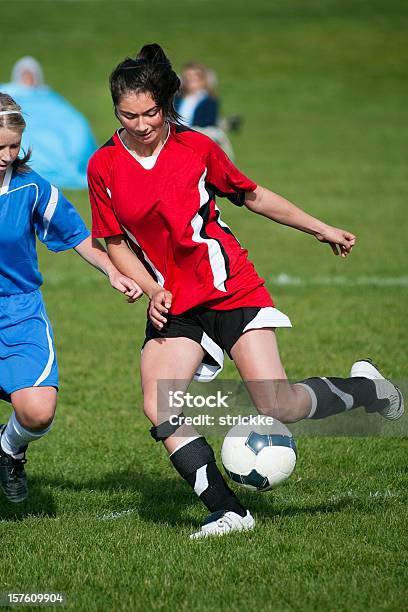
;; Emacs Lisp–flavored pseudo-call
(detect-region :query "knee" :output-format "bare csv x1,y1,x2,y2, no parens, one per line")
256,394,301,424
255,383,307,423
277,409,301,424
142,398,158,425
16,399,56,431
19,411,55,431
260,405,299,424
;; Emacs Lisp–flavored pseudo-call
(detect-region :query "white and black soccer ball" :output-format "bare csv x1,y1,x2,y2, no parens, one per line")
221,420,297,491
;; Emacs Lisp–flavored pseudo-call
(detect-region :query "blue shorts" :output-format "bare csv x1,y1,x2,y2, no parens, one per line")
0,290,58,402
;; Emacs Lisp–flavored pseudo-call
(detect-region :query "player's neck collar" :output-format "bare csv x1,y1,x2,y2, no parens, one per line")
0,166,13,196
117,123,170,169
119,122,170,158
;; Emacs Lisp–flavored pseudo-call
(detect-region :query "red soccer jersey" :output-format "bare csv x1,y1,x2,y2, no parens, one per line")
88,124,273,314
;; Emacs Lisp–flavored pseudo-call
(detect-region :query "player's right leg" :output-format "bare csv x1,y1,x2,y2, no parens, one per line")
0,290,58,503
0,387,57,503
141,337,254,538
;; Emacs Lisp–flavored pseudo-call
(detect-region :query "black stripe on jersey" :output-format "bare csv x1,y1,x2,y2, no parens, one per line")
100,137,116,149
206,181,246,207
206,182,240,242
199,198,231,283
213,202,242,248
205,183,216,201
214,207,233,237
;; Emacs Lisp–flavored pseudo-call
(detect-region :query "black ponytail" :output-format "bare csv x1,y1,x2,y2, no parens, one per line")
109,43,180,122
136,43,169,65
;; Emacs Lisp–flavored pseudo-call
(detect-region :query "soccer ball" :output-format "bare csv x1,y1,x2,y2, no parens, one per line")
221,419,297,491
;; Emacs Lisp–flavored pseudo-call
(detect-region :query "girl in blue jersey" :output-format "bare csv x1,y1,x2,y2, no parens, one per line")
0,92,142,503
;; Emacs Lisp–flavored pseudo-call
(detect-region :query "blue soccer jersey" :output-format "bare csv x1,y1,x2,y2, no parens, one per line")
0,166,90,296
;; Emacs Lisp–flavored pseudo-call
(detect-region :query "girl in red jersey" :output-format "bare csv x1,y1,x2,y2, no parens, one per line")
88,44,403,539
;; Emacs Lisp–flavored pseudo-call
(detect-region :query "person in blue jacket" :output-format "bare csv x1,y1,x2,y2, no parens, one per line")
174,61,238,158
0,57,97,190
174,61,219,128
0,92,142,503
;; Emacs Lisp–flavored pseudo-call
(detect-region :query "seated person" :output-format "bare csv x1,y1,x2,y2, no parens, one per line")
175,61,238,158
0,56,97,189
174,61,218,128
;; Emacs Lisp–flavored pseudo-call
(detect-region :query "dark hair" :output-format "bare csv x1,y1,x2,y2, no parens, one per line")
109,43,181,122
0,92,31,173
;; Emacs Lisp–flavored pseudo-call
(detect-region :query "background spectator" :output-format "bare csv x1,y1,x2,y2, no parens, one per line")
0,56,97,189
175,61,239,158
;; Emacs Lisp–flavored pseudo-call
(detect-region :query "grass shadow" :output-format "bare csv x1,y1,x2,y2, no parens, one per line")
22,467,371,528
0,484,56,522
34,469,197,527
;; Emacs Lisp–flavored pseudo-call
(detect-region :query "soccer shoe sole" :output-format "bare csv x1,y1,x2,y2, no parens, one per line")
190,510,255,539
350,359,404,421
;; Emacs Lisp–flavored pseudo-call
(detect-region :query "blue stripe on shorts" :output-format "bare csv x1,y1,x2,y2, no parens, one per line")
0,290,58,401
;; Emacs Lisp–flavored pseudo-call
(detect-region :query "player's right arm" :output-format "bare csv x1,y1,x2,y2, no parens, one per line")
105,235,172,328
88,151,171,327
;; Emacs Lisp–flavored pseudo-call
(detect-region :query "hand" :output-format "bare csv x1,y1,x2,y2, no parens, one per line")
107,269,143,302
149,288,173,329
315,225,356,258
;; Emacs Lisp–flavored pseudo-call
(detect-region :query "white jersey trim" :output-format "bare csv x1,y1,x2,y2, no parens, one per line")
43,185,59,239
214,203,233,231
191,169,228,292
0,182,39,208
0,166,13,195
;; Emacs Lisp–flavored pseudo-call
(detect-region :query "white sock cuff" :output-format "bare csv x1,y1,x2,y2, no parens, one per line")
1,412,54,457
11,411,54,441
295,383,318,418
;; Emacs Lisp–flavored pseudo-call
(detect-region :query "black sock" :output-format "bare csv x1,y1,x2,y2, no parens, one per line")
299,377,388,419
170,437,247,517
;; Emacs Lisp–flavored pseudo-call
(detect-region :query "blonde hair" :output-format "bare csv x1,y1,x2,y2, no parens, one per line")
180,61,217,97
0,92,31,173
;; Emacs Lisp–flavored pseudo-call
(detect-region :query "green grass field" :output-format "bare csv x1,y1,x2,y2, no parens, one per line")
1,1,407,610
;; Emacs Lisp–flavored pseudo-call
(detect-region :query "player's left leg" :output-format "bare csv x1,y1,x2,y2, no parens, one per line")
141,337,254,538
0,386,57,503
231,329,403,422
230,329,311,422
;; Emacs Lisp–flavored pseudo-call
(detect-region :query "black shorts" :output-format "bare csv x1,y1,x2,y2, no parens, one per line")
143,306,291,382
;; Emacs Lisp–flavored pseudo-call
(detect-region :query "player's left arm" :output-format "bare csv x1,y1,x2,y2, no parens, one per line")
244,186,356,258
74,235,143,301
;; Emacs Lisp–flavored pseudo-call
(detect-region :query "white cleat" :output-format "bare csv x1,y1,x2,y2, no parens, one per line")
350,359,404,421
190,510,255,540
